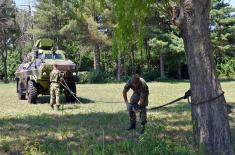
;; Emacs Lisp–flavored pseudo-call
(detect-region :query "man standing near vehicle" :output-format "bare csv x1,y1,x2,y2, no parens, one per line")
123,74,149,134
50,64,61,110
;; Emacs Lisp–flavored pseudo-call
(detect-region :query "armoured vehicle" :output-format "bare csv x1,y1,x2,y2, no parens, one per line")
15,38,77,104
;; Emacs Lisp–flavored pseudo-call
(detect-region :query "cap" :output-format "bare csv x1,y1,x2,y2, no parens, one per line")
131,74,140,84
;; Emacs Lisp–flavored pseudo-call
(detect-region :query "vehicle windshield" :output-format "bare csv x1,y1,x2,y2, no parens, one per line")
37,53,43,59
44,54,64,60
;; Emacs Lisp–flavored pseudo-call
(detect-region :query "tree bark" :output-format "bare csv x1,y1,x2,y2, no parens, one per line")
3,49,7,83
180,0,233,154
159,50,165,79
2,31,8,83
94,44,100,72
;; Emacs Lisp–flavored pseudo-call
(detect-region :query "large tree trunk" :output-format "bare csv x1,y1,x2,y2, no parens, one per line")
2,32,8,83
94,44,100,72
180,0,233,154
159,50,165,79
3,49,7,83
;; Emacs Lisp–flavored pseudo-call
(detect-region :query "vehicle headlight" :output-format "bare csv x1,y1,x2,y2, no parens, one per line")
43,72,47,76
73,72,76,76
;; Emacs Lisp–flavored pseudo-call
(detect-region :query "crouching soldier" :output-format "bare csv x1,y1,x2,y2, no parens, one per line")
50,64,61,110
123,74,149,134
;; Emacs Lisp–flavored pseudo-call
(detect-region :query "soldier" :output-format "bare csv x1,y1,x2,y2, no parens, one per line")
123,74,149,134
50,64,61,110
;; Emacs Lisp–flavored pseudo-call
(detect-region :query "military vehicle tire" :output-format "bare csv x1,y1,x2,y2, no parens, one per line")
65,83,77,103
18,90,26,100
27,80,38,104
17,80,26,100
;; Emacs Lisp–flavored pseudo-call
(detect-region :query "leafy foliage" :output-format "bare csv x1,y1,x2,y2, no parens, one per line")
217,56,235,78
0,0,234,82
210,0,235,77
78,71,114,83
0,0,20,82
111,0,155,53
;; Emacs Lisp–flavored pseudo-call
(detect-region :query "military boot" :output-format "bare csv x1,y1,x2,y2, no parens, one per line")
126,123,136,131
54,105,60,111
50,104,54,110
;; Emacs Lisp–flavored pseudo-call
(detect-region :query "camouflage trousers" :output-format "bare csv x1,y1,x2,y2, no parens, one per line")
129,92,148,125
50,83,60,106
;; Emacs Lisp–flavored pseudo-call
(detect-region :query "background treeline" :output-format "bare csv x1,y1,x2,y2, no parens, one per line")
0,0,234,83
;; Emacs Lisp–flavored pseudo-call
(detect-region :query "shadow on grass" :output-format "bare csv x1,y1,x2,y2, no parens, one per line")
78,96,95,104
155,79,190,84
94,101,123,103
0,108,195,154
228,102,235,106
1,101,233,154
36,95,52,104
7,100,235,154
148,102,191,114
156,101,235,114
36,95,95,104
0,112,128,154
156,102,235,144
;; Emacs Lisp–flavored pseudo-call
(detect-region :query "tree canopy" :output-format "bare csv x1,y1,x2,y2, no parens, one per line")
0,0,234,82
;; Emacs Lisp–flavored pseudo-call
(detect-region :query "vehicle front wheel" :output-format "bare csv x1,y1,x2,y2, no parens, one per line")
17,80,26,100
18,90,26,100
65,83,77,103
27,80,38,104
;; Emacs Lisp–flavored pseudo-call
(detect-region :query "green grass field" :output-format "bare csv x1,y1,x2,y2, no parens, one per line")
0,81,235,154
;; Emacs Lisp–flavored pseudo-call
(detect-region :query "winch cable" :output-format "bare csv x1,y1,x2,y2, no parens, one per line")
148,90,232,112
148,90,191,111
60,77,82,104
57,81,231,113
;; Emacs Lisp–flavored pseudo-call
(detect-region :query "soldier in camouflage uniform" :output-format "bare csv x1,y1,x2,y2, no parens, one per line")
50,64,61,110
123,74,149,134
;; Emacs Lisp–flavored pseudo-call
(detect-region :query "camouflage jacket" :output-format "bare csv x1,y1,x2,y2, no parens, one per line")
123,78,149,98
50,69,61,83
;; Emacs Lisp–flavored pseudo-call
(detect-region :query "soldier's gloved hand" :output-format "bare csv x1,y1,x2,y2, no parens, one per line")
139,105,145,110
132,103,141,113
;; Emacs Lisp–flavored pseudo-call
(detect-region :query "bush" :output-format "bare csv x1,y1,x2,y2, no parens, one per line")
78,71,161,84
78,71,90,83
142,71,159,82
88,71,105,83
8,50,21,79
217,56,235,78
78,71,115,83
